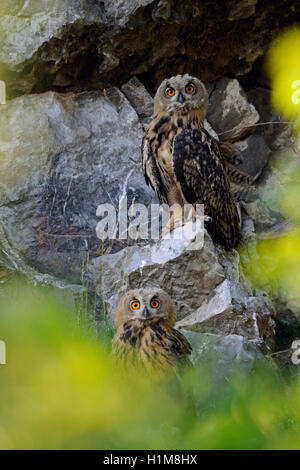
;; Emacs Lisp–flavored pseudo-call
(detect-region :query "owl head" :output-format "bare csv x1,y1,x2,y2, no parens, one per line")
114,288,177,329
153,73,208,119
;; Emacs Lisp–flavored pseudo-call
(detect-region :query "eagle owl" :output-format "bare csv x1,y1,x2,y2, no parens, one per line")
142,74,252,249
112,288,192,375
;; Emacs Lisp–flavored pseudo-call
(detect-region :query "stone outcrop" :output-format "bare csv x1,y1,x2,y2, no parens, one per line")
0,88,155,283
1,1,298,369
1,0,300,98
0,73,289,361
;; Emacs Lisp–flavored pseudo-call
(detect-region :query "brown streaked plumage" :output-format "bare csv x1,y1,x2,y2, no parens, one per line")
112,288,192,375
142,74,253,249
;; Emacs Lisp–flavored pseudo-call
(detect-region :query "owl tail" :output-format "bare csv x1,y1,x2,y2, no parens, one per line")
205,203,241,250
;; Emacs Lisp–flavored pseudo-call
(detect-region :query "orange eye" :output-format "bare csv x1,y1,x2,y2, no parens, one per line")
131,300,140,310
150,299,160,309
185,84,195,94
166,88,175,97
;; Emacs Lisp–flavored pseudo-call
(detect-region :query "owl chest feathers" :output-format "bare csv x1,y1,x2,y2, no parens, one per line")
113,318,191,371
146,112,203,205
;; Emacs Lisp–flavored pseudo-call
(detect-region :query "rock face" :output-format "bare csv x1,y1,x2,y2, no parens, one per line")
88,226,276,350
88,227,224,320
0,1,297,368
184,330,269,376
1,0,300,97
0,73,286,361
207,77,259,142
234,133,271,178
0,88,155,283
121,76,154,124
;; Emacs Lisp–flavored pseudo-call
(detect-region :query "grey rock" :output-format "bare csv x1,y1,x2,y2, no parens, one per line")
121,76,154,124
241,216,256,241
234,132,271,178
104,0,154,27
241,198,289,234
176,248,276,349
207,77,259,142
0,88,155,283
152,0,172,21
227,0,258,21
183,330,270,375
88,225,225,321
183,329,278,411
88,222,276,348
259,148,300,222
247,87,297,156
1,1,300,96
176,280,232,328
270,125,296,152
0,0,106,66
247,88,274,122
0,75,279,355
0,218,86,302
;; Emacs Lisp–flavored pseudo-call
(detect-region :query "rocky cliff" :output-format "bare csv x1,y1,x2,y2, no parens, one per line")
1,0,299,372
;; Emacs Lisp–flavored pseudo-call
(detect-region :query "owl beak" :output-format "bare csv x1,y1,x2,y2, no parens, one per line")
142,307,150,319
177,93,185,104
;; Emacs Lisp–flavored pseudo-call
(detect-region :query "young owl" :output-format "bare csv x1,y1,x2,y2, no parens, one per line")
112,288,192,375
142,74,252,249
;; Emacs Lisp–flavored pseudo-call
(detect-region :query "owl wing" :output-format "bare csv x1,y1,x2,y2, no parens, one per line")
216,140,255,186
172,126,241,249
166,328,193,370
143,324,192,373
142,135,168,203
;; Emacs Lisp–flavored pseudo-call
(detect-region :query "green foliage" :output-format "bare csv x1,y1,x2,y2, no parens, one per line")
240,27,300,310
267,26,300,130
0,284,300,450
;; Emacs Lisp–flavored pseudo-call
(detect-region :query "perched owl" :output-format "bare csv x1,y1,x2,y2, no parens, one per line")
112,288,192,375
142,74,253,249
